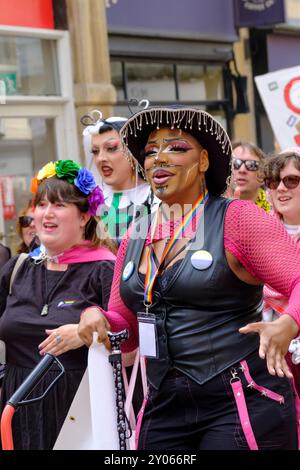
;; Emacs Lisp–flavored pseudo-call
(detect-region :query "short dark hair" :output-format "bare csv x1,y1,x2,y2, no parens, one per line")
34,177,117,253
98,120,125,134
264,151,300,183
35,177,89,212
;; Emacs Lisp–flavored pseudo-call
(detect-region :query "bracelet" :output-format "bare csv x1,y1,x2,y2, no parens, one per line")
80,305,104,319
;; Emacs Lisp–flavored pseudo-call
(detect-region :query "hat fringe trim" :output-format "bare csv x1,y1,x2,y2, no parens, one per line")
121,107,232,178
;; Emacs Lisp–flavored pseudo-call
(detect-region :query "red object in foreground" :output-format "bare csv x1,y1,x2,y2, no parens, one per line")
294,134,300,146
0,0,54,29
1,405,15,450
0,354,64,450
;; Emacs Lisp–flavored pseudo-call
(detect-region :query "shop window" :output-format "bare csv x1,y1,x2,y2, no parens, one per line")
111,60,226,105
110,59,230,132
0,117,56,251
111,61,125,101
0,36,60,96
177,64,224,101
126,62,176,102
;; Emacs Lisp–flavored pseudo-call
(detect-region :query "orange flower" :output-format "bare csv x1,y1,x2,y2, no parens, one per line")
31,177,39,194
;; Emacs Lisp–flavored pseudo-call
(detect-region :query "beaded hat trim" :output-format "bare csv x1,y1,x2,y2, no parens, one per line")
120,106,232,196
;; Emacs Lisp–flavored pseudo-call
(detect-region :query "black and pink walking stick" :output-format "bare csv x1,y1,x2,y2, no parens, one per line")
108,329,132,450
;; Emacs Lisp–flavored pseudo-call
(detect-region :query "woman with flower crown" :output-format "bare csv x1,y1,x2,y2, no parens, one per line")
0,159,116,450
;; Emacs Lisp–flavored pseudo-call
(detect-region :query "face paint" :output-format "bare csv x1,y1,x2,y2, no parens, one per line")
183,162,199,183
156,186,167,194
143,128,206,205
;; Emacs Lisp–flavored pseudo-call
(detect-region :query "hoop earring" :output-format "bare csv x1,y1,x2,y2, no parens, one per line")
225,174,232,189
200,176,207,195
131,161,139,182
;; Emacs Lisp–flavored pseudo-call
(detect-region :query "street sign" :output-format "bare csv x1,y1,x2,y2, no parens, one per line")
234,0,285,27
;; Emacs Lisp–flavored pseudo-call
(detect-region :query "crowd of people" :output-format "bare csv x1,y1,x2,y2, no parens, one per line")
0,103,300,451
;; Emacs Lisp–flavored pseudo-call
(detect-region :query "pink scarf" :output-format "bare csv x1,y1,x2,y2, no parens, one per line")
32,241,116,264
57,244,116,264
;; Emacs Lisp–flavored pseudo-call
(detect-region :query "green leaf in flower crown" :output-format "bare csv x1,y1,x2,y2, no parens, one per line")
55,160,81,183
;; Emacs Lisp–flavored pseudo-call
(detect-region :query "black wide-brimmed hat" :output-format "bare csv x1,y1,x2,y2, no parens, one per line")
120,105,232,196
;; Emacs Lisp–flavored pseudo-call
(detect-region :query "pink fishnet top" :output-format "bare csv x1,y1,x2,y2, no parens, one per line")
104,199,300,352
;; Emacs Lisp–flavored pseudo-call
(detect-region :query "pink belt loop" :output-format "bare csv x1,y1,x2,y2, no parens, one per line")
289,375,300,449
135,396,148,450
230,368,258,450
240,360,284,404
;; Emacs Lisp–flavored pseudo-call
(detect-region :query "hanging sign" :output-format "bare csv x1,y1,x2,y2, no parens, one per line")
255,65,300,150
0,0,54,29
234,0,285,27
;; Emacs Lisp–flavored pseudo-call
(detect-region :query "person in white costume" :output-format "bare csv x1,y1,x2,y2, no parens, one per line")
82,110,155,245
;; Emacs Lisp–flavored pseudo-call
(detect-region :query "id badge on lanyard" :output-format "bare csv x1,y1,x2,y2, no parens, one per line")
137,311,158,359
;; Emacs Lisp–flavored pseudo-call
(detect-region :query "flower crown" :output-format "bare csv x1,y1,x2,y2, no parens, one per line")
31,160,104,216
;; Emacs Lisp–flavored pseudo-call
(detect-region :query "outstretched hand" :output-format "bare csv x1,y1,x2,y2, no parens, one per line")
239,314,299,378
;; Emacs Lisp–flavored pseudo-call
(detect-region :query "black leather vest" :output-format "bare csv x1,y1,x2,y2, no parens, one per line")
120,197,262,389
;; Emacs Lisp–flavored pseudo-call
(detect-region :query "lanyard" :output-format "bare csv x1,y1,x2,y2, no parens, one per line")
144,190,209,308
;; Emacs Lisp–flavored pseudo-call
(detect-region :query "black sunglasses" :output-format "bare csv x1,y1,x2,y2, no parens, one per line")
19,216,34,228
265,175,300,190
232,157,260,172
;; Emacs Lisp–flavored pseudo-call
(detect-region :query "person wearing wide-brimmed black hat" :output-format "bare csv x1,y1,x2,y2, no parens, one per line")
79,105,300,450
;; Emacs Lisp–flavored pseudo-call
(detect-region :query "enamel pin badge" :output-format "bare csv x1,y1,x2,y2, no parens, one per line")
191,250,213,270
122,261,135,281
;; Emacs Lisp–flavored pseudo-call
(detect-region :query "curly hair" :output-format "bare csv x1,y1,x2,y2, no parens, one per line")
263,151,300,183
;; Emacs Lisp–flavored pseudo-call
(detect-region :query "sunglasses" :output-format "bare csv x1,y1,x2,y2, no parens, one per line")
19,216,34,228
232,158,260,172
265,175,300,190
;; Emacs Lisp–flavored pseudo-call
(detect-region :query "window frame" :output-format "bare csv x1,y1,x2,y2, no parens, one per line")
110,57,234,135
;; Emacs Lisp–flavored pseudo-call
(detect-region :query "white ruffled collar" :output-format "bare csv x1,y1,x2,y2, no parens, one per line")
103,182,151,208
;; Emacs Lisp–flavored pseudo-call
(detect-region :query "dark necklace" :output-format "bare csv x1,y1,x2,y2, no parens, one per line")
41,265,69,316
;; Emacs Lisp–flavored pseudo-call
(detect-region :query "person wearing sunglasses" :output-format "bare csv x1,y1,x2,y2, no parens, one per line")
16,200,37,254
263,148,300,395
228,141,271,211
265,149,300,226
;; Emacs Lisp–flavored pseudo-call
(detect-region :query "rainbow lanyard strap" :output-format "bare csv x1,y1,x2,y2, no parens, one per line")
144,190,209,308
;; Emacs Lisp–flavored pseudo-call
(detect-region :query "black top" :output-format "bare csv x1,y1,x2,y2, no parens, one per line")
0,243,11,271
121,197,262,389
0,256,115,449
0,256,114,369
